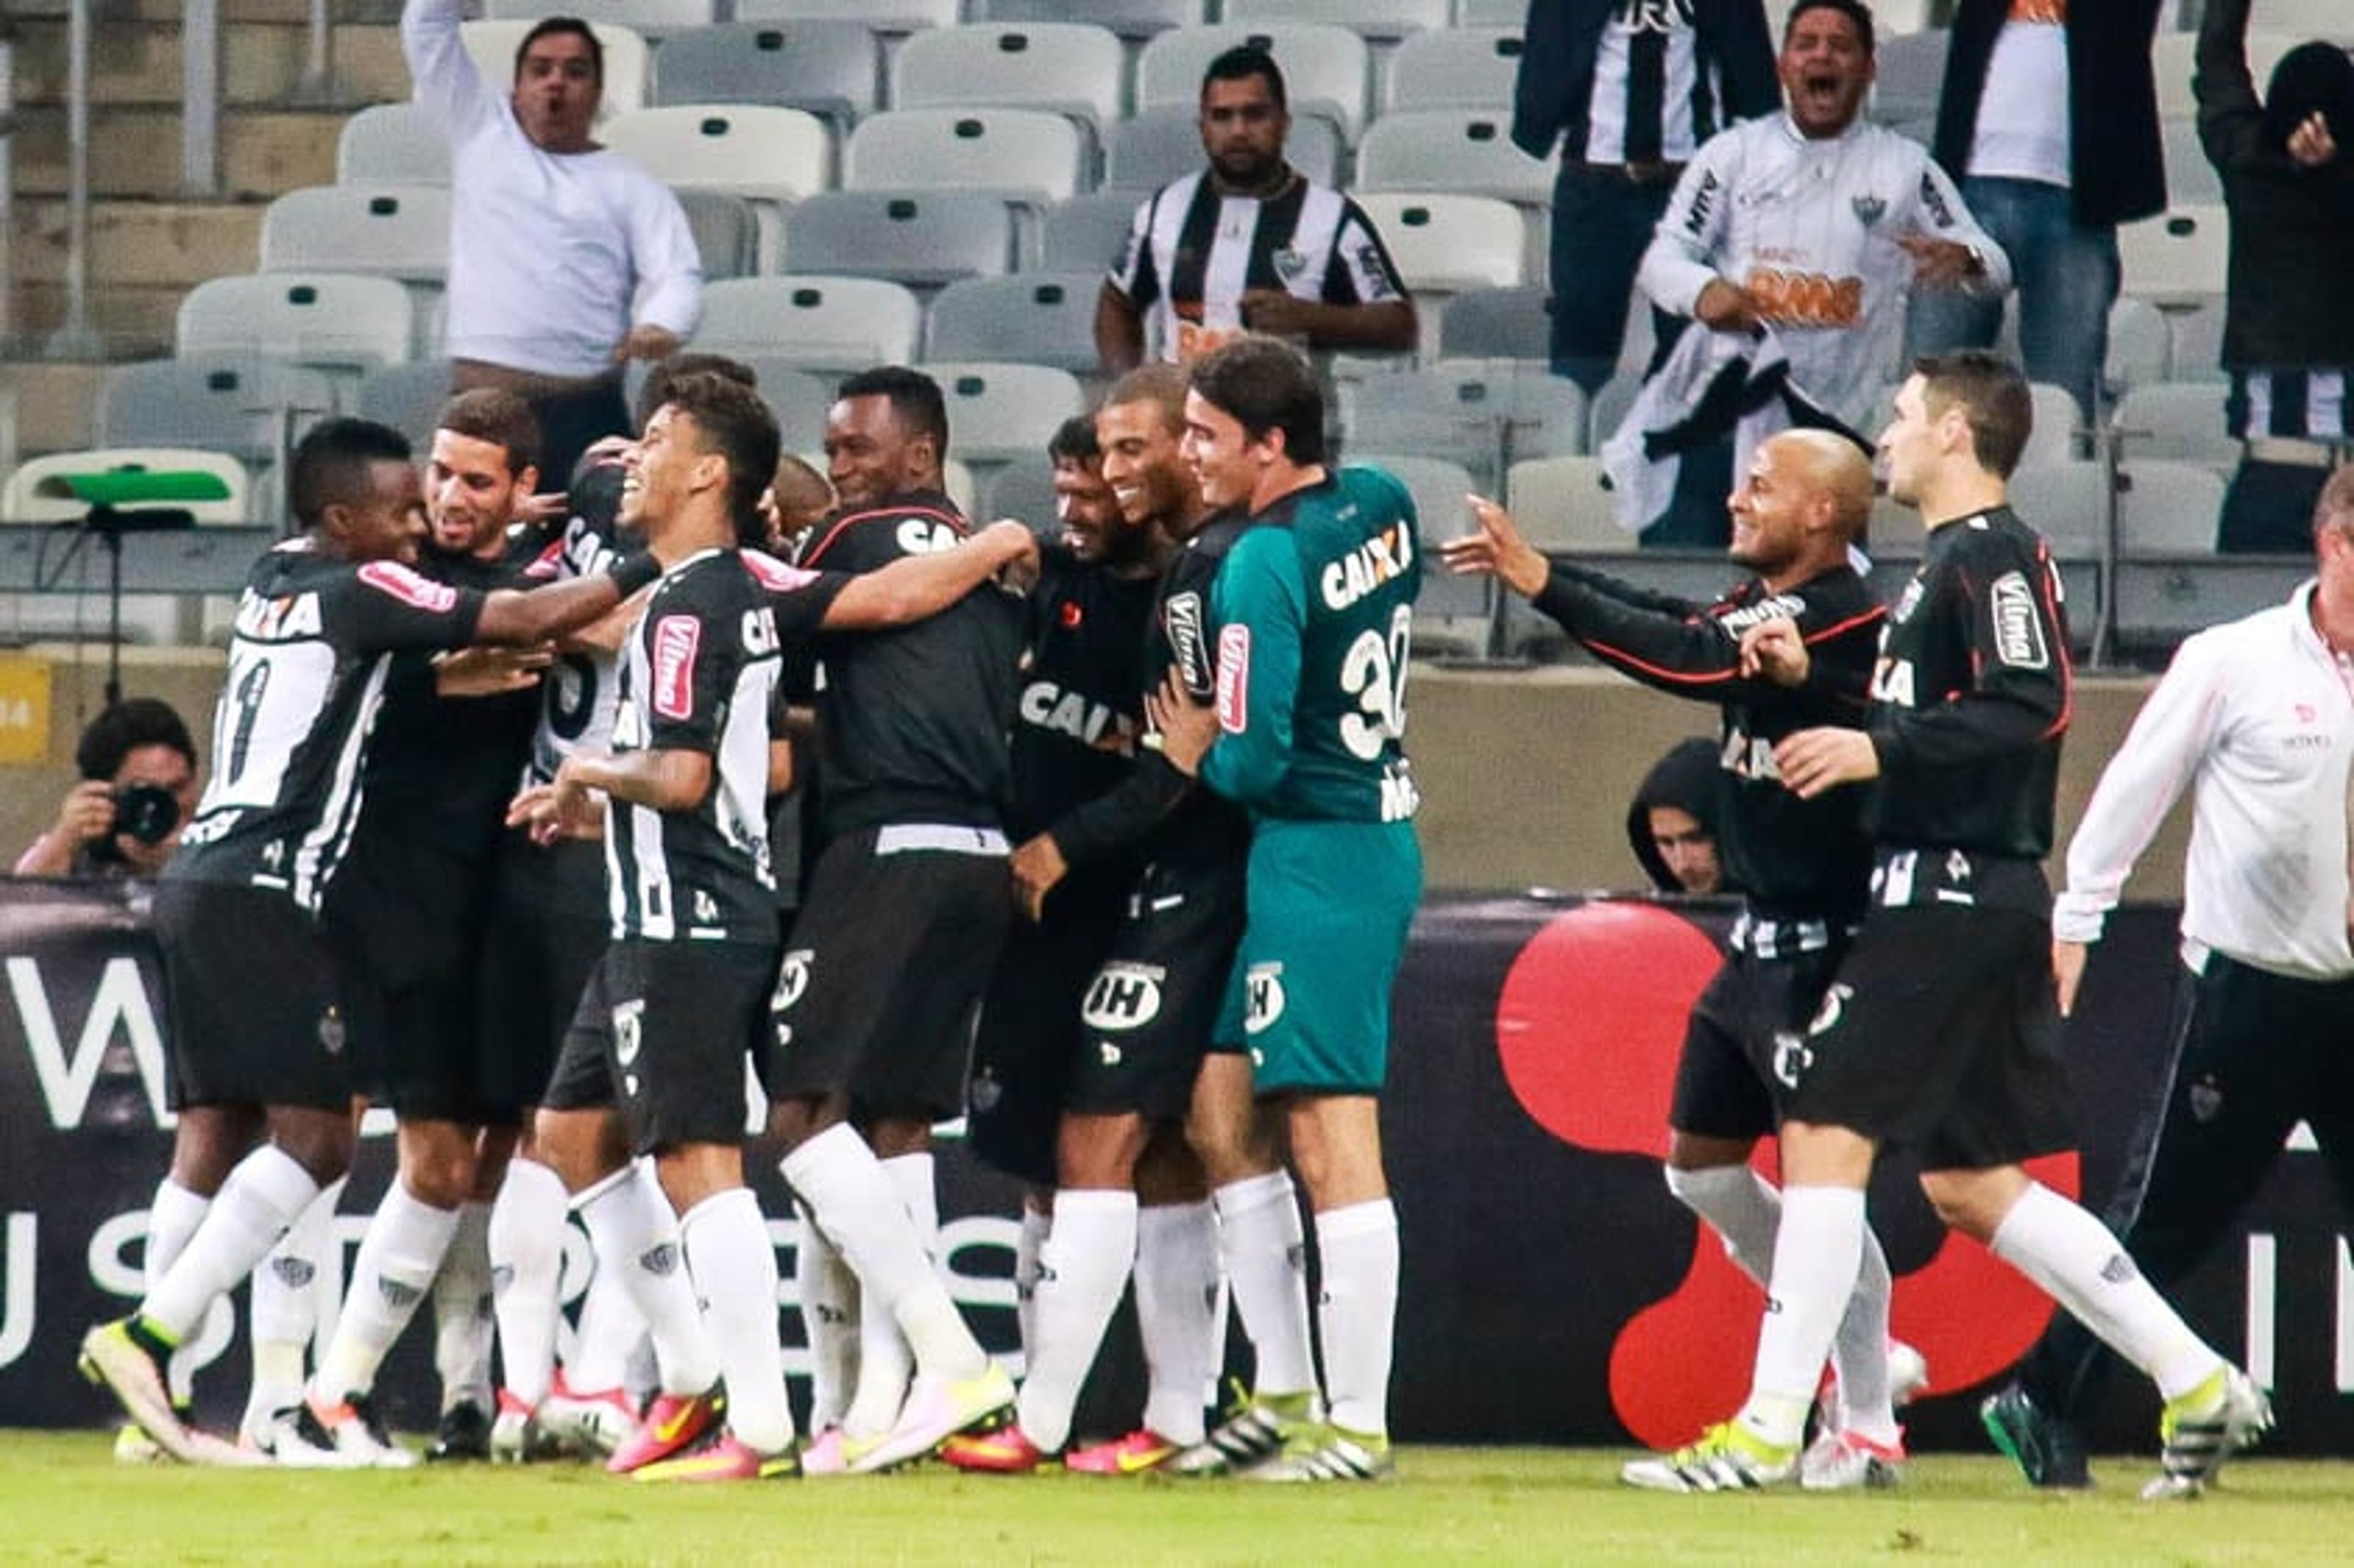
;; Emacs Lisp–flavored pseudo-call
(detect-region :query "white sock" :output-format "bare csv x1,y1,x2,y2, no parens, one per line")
1314,1200,1400,1439
1134,1199,1219,1445
1990,1181,2222,1400
315,1180,460,1400
1664,1163,1780,1284
144,1145,318,1342
1740,1185,1865,1448
574,1164,720,1397
1015,1190,1138,1451
680,1188,795,1456
568,1254,642,1394
245,1176,343,1431
783,1125,985,1387
1013,1203,1050,1365
488,1158,568,1407
795,1203,860,1431
433,1201,496,1414
145,1179,211,1406
1211,1172,1317,1401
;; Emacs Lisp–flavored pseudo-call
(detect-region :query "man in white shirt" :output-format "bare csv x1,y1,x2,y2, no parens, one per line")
402,0,703,487
1982,462,2354,1489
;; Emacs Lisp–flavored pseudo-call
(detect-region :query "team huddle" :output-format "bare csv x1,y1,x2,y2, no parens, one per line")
76,337,1425,1485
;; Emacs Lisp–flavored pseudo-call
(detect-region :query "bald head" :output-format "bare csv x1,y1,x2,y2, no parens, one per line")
1764,430,1875,542
1727,430,1875,586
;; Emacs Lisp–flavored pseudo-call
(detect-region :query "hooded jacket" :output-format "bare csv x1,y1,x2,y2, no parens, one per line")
1626,736,1732,894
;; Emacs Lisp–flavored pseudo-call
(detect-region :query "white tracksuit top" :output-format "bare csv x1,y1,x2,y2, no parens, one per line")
1639,113,2011,433
2054,583,2354,981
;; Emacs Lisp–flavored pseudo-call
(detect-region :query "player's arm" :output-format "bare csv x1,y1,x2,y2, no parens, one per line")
1870,550,2071,776
400,0,493,129
1198,534,1305,806
1638,140,1752,331
815,520,1038,630
472,552,662,647
558,745,710,813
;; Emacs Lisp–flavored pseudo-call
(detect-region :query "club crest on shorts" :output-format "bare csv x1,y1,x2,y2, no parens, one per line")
612,997,645,1068
318,1007,345,1056
772,950,812,1013
1245,962,1286,1035
1772,1029,1813,1090
1081,961,1164,1032
1807,981,1853,1037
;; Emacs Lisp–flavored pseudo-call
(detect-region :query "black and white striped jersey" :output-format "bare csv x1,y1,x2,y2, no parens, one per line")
169,540,490,912
524,509,629,789
1108,170,1412,363
603,547,844,944
1585,0,1716,165
2229,371,2353,444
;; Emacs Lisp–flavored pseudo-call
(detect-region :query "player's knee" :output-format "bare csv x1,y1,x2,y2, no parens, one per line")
270,1109,356,1186
1918,1169,2003,1240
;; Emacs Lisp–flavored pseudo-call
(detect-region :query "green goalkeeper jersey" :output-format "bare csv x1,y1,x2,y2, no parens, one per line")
1202,465,1421,824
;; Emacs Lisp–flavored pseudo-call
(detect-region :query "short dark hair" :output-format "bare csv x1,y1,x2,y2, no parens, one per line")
1784,0,1875,55
1188,337,1326,466
75,698,196,782
1912,350,2033,479
435,387,541,480
1048,414,1100,466
515,17,603,84
836,365,951,460
290,417,413,531
1202,45,1287,110
1105,363,1190,434
637,351,758,433
661,371,782,543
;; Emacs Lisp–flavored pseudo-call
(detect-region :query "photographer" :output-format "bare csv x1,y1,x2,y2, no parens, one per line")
13,698,202,878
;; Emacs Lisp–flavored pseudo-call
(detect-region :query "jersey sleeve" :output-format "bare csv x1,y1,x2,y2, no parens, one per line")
740,547,852,645
2195,0,2269,174
1906,150,2012,296
1107,192,1160,306
1871,536,2071,780
1327,199,1412,306
1200,529,1306,807
338,560,488,653
1639,133,1740,317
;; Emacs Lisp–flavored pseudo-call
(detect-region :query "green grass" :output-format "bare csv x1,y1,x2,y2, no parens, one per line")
18,1435,2340,1565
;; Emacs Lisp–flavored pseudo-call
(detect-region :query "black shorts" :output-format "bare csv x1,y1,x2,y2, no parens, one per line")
1670,942,1849,1143
597,937,777,1155
476,834,610,1115
966,870,1130,1189
156,880,350,1113
767,825,1013,1122
1070,854,1246,1110
1784,905,2076,1170
541,957,617,1115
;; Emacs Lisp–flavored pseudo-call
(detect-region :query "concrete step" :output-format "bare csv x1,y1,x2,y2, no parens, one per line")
4,282,185,359
10,105,347,201
10,198,264,292
0,360,107,457
6,0,402,23
10,18,409,111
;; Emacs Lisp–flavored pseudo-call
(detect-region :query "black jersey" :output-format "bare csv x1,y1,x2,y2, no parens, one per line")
1007,544,1160,843
1863,505,2071,907
796,490,1025,840
1534,559,1884,926
171,541,489,911
603,547,844,944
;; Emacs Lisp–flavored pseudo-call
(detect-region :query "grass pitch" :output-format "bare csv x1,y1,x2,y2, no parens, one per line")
18,1433,2345,1565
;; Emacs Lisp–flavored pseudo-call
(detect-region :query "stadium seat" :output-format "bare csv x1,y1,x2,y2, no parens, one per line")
782,192,1018,288
621,356,836,451
1870,0,1934,34
1411,562,1498,660
2160,118,2223,205
1221,0,1449,40
927,274,1103,373
2162,295,2230,386
2114,381,2235,471
2008,460,2109,555
2240,0,2353,41
0,450,253,645
892,23,1127,132
976,1,1206,39
2153,32,2294,120
845,108,1087,202
1136,25,1372,143
1105,103,1341,191
98,356,338,476
1344,363,1588,490
2023,382,2090,465
2117,206,2227,304
675,189,759,281
2119,460,2226,555
733,0,959,30
259,185,450,284
1438,285,1550,363
1349,193,1525,291
337,102,452,185
978,451,1061,533
923,362,1089,464
1355,110,1552,206
1346,452,1478,542
356,360,458,454
460,20,649,116
2105,294,2170,396
1043,191,1143,272
1387,27,1523,112
693,276,925,375
1504,454,1628,554
2,448,251,526
1869,28,1948,128
177,274,415,380
600,105,831,204
649,21,880,126
482,0,712,31
1453,0,1525,22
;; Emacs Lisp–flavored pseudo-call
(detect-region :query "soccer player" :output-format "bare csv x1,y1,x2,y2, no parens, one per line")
78,417,669,1464
1636,351,2269,1500
1157,337,1423,1482
508,373,1038,1482
1445,431,1925,1489
764,367,1024,1474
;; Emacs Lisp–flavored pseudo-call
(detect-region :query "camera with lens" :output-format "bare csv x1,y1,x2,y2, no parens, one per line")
112,783,183,845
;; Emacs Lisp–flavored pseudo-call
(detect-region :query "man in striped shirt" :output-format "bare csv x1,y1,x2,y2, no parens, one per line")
1095,47,1416,375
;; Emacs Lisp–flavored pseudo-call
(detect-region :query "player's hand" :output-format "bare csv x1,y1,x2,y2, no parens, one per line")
2289,110,2338,168
1738,617,1811,687
612,324,682,364
2051,938,2089,1019
52,780,120,849
511,488,570,528
433,643,552,698
1008,832,1068,924
1239,289,1317,340
980,518,1042,593
1771,726,1879,799
1146,667,1217,778
1694,278,1762,333
1442,496,1551,599
1897,232,1979,290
